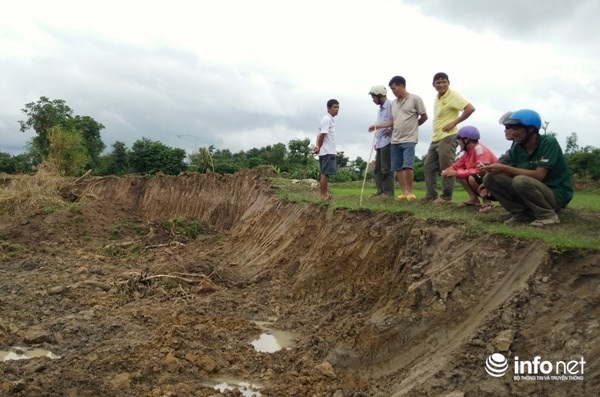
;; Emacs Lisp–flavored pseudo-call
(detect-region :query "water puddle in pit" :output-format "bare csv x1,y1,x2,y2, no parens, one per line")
204,320,295,394
1,347,60,362
251,320,297,353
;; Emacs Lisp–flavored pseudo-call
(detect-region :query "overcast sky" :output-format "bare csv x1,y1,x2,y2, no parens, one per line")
1,0,599,162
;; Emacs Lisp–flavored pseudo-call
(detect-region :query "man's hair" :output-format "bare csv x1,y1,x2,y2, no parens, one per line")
388,75,406,87
433,72,449,83
327,99,339,108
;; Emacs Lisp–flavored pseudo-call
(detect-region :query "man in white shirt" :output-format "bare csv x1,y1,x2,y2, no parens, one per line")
312,99,339,200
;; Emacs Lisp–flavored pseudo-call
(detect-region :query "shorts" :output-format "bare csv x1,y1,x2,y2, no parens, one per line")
319,154,336,176
391,143,416,171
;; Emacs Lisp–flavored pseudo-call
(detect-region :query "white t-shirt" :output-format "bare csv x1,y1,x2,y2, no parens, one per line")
318,113,336,155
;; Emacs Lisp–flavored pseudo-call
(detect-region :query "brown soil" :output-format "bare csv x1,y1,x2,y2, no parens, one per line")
0,170,598,397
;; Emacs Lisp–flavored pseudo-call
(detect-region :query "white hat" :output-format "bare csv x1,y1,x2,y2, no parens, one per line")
368,85,387,96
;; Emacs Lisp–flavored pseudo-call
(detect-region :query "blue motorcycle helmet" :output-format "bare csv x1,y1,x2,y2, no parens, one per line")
501,109,542,129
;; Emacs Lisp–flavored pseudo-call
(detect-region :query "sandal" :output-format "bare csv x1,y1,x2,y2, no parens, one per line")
478,203,494,213
457,202,480,208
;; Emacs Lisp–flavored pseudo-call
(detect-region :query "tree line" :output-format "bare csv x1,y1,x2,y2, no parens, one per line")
1,97,597,182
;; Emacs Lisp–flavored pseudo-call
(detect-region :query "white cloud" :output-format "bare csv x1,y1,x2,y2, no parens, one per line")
0,0,598,163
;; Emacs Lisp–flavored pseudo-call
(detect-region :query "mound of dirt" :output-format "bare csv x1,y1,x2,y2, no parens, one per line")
0,170,598,396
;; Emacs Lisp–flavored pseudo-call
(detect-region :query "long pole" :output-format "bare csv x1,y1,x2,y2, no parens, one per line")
359,133,376,207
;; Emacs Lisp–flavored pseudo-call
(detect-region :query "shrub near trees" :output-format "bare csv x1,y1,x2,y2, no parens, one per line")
564,133,600,181
0,152,35,174
47,126,88,176
129,138,187,175
287,138,313,179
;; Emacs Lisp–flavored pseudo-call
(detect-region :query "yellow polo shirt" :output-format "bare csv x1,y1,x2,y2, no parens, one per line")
432,89,469,142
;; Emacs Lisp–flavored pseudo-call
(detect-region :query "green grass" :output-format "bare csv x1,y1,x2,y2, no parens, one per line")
272,178,600,251
566,189,600,212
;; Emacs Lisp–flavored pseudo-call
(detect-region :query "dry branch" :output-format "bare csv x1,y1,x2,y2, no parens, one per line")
47,280,111,295
72,169,92,184
123,271,209,284
144,241,185,250
48,270,216,296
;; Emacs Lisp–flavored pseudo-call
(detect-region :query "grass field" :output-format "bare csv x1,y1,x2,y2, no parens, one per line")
273,179,600,251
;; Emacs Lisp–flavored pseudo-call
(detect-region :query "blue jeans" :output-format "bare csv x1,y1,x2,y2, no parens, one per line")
391,143,416,170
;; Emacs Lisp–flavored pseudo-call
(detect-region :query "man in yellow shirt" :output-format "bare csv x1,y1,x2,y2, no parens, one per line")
424,72,475,203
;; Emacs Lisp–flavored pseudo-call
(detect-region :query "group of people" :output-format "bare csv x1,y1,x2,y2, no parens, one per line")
311,72,573,227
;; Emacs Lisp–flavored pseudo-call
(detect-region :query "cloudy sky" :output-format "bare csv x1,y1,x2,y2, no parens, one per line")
1,0,599,162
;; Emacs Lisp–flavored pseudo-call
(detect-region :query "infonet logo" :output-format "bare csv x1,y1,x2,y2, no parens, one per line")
485,353,586,381
485,353,509,377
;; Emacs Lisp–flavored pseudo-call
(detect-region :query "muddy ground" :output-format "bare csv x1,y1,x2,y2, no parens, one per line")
0,170,598,396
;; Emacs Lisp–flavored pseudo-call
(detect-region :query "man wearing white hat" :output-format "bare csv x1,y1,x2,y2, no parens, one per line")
370,76,428,200
367,85,394,197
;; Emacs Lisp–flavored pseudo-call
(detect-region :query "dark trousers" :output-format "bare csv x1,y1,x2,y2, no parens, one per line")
424,135,458,200
375,144,394,196
483,173,559,220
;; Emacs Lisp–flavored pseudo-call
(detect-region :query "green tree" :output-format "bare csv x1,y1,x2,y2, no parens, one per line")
351,156,367,175
0,151,35,174
68,115,106,166
565,132,579,155
336,151,349,168
246,148,260,159
258,143,287,169
47,126,88,176
130,138,187,175
211,148,243,174
19,97,73,159
247,157,265,168
0,152,14,173
287,138,313,178
561,133,600,180
95,141,131,176
18,97,106,166
188,145,215,173
564,142,600,180
413,156,425,182
214,162,241,174
111,141,130,175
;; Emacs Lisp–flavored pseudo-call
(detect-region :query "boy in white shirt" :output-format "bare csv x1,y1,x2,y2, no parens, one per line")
312,99,339,200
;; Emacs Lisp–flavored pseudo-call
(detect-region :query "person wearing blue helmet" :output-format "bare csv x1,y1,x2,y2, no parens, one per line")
479,109,573,226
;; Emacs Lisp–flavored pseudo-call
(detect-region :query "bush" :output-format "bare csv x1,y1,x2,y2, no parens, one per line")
331,167,359,183
566,149,600,180
47,126,88,176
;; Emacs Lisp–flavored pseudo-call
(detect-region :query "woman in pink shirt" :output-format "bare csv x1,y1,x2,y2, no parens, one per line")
442,126,497,209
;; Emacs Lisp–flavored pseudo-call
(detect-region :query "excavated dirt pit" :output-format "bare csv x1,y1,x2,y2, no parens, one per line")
0,170,598,396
